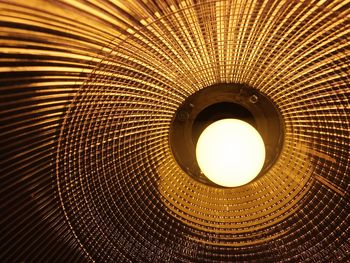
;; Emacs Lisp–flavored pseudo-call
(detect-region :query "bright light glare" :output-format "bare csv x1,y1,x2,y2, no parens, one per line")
196,119,265,187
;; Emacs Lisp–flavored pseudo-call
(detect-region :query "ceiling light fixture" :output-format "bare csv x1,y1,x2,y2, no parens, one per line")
1,0,349,262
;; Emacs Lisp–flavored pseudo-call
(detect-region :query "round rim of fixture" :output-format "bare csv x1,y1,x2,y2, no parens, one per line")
169,83,284,187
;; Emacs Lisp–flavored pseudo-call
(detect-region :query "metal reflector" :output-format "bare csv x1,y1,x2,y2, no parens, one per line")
1,0,349,262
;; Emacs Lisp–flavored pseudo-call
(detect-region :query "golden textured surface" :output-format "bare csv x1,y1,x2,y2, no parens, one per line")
1,0,349,262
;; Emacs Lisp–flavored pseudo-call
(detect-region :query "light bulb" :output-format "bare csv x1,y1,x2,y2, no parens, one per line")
196,119,265,187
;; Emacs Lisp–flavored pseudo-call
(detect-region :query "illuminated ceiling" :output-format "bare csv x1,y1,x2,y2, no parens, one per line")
1,0,349,262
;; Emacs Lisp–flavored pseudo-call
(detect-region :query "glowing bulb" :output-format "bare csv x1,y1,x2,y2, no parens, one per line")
196,119,265,187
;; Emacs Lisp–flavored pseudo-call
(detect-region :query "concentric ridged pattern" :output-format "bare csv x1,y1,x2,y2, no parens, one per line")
1,0,349,262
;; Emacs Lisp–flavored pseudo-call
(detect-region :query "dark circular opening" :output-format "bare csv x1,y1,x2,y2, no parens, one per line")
169,83,284,187
192,102,255,145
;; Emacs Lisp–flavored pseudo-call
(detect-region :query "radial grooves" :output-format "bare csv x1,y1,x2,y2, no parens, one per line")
1,0,350,262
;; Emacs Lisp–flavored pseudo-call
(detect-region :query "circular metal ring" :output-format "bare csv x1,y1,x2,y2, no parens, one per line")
169,83,285,187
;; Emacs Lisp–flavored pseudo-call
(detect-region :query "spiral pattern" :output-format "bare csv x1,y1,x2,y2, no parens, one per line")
1,0,349,262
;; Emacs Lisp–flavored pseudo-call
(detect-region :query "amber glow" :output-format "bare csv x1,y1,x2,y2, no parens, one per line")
1,0,348,261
